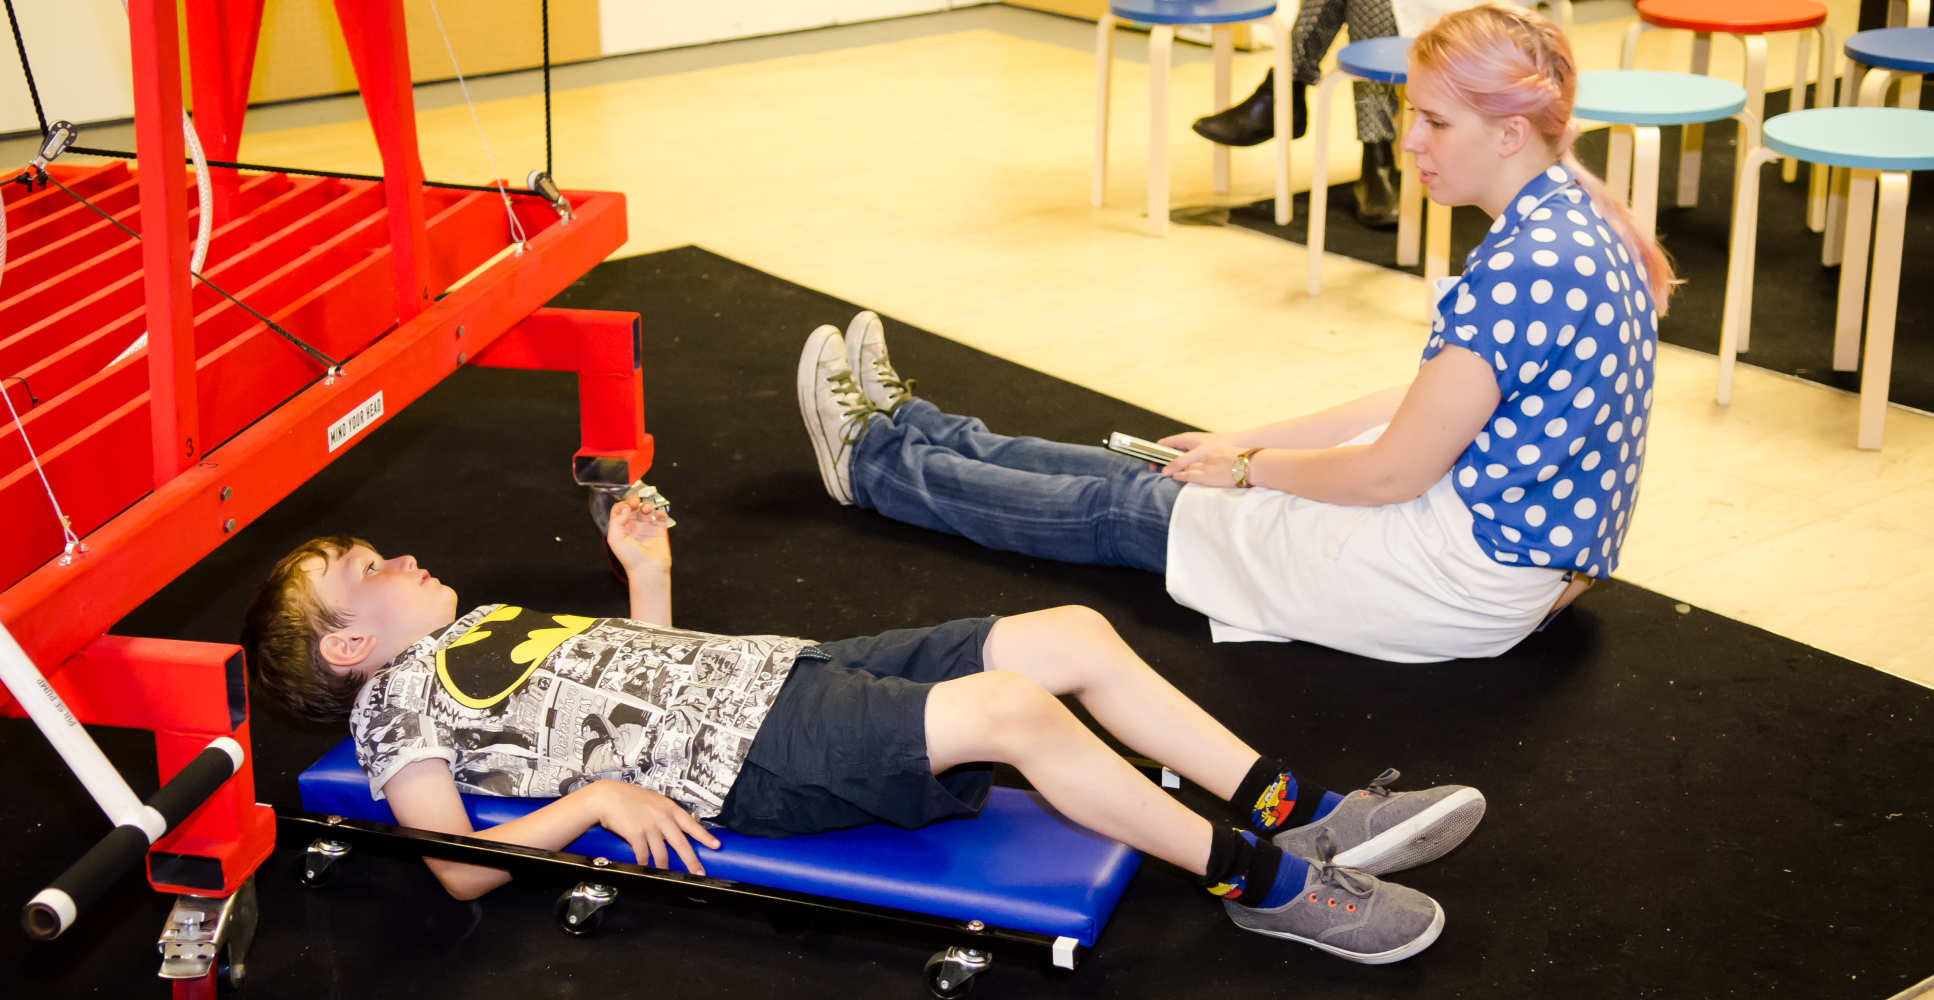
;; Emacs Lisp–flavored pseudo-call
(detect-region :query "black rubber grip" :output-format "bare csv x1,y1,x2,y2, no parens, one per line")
21,745,239,940
148,746,239,829
23,825,148,940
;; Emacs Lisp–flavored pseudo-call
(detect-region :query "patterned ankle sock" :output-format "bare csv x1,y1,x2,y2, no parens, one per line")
1232,756,1332,835
1200,828,1310,909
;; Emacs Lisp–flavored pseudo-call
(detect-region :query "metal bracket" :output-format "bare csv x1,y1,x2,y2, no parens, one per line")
156,879,256,983
31,121,78,173
526,169,573,224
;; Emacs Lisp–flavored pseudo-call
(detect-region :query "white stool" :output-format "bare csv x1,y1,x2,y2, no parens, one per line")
1306,36,1448,306
1093,0,1289,237
1719,107,1934,449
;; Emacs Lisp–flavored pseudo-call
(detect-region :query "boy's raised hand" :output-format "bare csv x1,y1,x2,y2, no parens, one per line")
606,497,673,575
592,780,721,876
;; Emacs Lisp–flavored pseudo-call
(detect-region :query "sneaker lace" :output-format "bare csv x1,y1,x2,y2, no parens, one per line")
1311,830,1377,898
869,358,916,404
827,370,878,444
1365,767,1401,798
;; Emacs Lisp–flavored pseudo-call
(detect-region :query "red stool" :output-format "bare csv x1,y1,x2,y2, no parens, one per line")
1620,0,1834,230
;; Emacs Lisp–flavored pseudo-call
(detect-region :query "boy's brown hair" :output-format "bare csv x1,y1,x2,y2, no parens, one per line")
241,535,372,723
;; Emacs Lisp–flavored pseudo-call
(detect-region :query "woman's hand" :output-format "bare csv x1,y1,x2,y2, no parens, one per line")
1157,430,1236,453
1163,442,1252,489
607,498,673,576
592,781,721,876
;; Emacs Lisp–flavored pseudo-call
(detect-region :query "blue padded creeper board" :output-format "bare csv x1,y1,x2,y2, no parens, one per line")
298,738,1141,950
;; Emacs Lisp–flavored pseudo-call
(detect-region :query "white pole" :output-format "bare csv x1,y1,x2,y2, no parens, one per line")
0,623,165,840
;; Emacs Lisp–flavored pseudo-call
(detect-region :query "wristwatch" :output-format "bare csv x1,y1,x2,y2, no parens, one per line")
1232,448,1264,488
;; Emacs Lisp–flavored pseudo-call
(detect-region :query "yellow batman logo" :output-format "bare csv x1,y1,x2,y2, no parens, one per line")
435,606,596,709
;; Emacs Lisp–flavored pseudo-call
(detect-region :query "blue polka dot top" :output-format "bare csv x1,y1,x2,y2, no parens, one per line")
1420,164,1657,578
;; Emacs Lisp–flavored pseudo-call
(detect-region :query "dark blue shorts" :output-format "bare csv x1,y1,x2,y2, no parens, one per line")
715,617,997,838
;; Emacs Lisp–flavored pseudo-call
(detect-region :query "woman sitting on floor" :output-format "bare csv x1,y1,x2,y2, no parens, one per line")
796,1,1673,663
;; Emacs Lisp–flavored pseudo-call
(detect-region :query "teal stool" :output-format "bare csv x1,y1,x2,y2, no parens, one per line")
1572,70,1749,244
1093,0,1288,237
1719,107,1934,448
1822,28,1934,269
1306,36,1448,304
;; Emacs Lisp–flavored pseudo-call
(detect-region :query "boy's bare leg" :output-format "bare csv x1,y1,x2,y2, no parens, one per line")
924,668,1214,874
979,606,1256,800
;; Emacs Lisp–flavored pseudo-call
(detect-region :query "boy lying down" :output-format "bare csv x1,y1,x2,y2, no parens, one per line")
241,494,1485,964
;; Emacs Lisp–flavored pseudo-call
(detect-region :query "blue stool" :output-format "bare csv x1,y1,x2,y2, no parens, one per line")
1823,28,1934,268
1306,36,1448,303
1093,0,1289,237
1720,107,1934,448
1572,70,1749,243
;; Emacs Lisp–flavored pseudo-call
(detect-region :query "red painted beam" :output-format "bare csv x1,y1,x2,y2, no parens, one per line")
0,188,626,669
128,0,199,483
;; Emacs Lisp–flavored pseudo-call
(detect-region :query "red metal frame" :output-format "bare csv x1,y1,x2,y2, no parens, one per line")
0,0,646,920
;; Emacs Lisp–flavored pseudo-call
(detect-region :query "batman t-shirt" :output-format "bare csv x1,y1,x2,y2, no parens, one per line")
348,604,812,821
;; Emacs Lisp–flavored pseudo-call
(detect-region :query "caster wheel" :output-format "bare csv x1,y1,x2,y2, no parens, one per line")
924,952,983,999
553,894,605,936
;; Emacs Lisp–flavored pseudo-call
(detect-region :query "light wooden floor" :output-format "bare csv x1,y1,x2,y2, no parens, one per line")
54,3,1934,684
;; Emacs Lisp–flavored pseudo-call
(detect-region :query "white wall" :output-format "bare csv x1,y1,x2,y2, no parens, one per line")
0,0,997,137
598,0,993,58
1,0,136,136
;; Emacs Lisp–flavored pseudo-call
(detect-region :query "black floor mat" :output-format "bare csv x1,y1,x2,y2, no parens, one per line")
1222,85,1934,414
4,247,1929,998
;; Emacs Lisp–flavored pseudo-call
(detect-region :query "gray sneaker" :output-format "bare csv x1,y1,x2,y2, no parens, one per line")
797,325,876,505
1225,834,1445,964
1274,768,1485,876
844,310,915,412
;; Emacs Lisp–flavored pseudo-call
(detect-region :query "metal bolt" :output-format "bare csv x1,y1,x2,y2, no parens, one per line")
592,857,610,868
326,815,343,826
221,518,235,533
219,486,231,501
566,914,577,924
966,920,984,933
455,325,465,339
457,352,467,365
938,980,953,991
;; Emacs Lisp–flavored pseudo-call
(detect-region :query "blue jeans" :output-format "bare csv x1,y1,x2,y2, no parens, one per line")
850,399,1182,572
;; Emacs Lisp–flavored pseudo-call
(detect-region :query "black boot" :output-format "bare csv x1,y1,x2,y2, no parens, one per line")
1353,140,1401,230
1192,70,1307,147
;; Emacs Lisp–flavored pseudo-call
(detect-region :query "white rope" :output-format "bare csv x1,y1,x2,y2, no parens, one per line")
424,0,529,250
1,377,85,564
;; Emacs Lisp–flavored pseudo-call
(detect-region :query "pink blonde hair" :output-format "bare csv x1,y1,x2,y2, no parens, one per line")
1411,2,1677,316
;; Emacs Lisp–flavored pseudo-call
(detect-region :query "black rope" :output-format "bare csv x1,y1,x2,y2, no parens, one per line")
63,146,540,197
24,169,344,374
3,374,39,406
541,0,552,178
3,0,48,138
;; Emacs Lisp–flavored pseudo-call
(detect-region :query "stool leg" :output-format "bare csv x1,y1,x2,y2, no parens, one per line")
1396,97,1422,268
1147,25,1173,237
1804,26,1836,232
1824,63,1864,267
1679,33,1713,207
1783,31,1808,183
1308,70,1343,296
1606,125,1634,208
1631,125,1660,244
1092,14,1115,208
1273,23,1293,225
1212,24,1232,197
1718,148,1772,405
1857,171,1909,450
1738,35,1769,197
1619,21,1644,69
1835,169,1877,374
